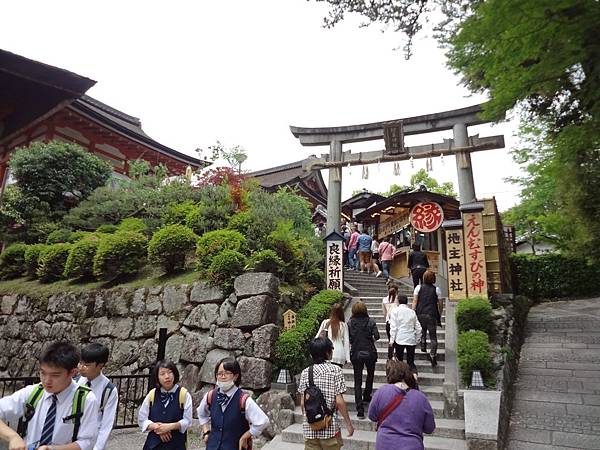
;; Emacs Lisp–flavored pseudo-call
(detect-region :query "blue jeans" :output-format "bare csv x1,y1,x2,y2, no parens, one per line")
348,248,358,269
381,260,391,279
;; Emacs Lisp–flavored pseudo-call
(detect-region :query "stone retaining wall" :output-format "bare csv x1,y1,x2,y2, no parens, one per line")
0,273,282,397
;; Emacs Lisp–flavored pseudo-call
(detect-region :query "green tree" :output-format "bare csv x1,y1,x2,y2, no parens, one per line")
379,170,456,197
8,141,112,211
198,140,248,174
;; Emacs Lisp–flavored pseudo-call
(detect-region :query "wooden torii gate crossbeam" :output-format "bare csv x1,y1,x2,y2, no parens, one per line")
290,103,505,234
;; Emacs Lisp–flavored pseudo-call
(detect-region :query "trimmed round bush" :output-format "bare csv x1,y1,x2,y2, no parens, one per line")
93,232,147,279
37,243,72,282
248,249,284,274
148,224,198,274
118,217,148,235
206,250,246,291
24,244,48,278
64,236,102,279
0,243,28,280
96,224,118,234
196,229,247,271
457,330,493,386
68,231,93,243
227,211,253,235
46,228,72,244
456,297,493,333
162,201,197,226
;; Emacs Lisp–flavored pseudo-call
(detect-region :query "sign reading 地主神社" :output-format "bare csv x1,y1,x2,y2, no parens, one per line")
324,231,344,292
463,212,488,296
410,202,444,233
445,228,467,300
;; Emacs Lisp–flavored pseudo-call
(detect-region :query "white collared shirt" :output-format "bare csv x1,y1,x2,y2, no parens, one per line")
197,386,269,437
77,374,118,450
137,384,192,433
389,304,422,345
0,380,99,450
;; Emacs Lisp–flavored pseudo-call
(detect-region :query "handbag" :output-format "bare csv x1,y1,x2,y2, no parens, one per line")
376,392,405,431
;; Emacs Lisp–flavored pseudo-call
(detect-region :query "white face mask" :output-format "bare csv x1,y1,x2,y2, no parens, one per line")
217,380,235,392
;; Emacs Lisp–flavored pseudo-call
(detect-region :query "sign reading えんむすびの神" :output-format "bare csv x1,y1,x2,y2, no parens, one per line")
463,212,488,297
324,231,344,292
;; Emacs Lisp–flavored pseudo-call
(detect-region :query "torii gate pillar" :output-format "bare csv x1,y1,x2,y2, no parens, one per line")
453,123,477,204
326,140,343,234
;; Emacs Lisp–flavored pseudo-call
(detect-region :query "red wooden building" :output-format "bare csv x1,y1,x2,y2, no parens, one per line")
0,49,208,189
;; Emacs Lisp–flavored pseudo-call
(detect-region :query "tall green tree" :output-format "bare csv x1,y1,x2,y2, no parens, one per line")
378,169,456,197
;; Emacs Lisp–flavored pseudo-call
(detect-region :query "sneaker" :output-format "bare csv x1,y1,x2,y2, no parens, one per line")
376,271,382,278
421,344,427,353
357,412,365,419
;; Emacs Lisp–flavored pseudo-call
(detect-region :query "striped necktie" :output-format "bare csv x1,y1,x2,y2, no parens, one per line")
39,394,58,445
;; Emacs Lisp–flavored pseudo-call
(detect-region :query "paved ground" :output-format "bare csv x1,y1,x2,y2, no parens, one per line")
507,297,600,450
106,427,204,449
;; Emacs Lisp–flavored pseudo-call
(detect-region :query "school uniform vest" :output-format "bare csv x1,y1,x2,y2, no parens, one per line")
207,388,249,450
416,284,439,318
143,386,186,450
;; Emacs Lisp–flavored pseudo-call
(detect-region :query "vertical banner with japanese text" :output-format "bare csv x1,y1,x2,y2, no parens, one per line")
445,228,467,300
326,238,343,291
463,212,488,297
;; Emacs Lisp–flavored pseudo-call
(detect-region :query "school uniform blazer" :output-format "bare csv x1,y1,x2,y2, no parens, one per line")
0,380,99,450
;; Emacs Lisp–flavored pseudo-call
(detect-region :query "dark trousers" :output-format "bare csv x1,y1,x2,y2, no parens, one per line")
418,314,438,357
412,267,427,287
393,343,416,372
385,322,393,359
351,357,375,415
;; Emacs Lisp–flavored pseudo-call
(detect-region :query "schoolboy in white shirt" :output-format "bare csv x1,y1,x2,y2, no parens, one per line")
0,341,99,450
77,344,118,450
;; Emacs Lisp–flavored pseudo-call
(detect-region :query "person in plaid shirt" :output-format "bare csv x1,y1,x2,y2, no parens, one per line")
298,337,354,449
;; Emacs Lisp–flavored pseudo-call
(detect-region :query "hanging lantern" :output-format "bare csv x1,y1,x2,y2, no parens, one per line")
362,165,369,179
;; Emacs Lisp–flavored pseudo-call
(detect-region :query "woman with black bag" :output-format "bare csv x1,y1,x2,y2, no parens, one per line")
412,270,442,367
348,301,380,419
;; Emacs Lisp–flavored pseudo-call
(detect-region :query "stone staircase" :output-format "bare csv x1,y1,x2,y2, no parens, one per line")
265,270,467,450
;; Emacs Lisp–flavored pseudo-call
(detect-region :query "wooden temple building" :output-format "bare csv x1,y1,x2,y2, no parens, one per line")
0,49,208,189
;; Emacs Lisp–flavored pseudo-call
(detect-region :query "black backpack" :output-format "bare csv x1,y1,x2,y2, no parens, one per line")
304,365,333,431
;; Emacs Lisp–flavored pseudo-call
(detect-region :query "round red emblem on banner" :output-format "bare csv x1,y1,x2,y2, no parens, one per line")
410,202,444,233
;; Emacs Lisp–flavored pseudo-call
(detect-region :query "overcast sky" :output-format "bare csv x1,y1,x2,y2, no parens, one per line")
2,0,523,210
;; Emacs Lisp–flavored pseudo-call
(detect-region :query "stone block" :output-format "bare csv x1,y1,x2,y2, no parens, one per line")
199,349,235,383
256,390,295,436
238,356,272,390
47,294,76,314
227,293,239,305
146,294,163,315
90,317,133,340
464,390,500,442
156,315,180,336
132,316,158,339
131,288,147,315
213,328,246,350
234,273,279,299
217,299,235,326
138,339,158,369
183,304,219,329
230,295,276,330
15,297,30,315
190,282,224,304
33,321,51,341
163,285,190,315
165,334,184,363
252,324,279,360
180,332,215,364
1,295,18,315
104,289,130,316
180,363,202,393
111,340,138,368
3,317,20,338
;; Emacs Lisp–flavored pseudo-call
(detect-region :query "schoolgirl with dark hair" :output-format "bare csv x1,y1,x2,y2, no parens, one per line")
197,358,269,450
138,360,193,450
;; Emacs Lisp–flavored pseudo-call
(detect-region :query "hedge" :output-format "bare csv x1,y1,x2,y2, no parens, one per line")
457,330,494,386
456,297,493,333
247,249,284,275
148,224,198,274
64,237,102,279
511,253,600,300
275,289,344,375
206,250,247,292
196,229,247,271
96,224,119,234
93,232,147,279
118,217,148,235
37,243,72,282
24,244,48,278
0,243,28,280
46,228,72,244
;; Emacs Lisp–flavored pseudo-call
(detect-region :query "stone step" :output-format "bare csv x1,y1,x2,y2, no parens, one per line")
290,407,465,439
375,339,446,349
342,368,445,385
343,358,445,375
353,347,445,364
339,395,444,415
344,382,445,402
280,423,467,450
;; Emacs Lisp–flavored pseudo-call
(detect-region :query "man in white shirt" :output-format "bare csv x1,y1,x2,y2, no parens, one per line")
388,295,422,373
0,341,99,450
77,344,118,450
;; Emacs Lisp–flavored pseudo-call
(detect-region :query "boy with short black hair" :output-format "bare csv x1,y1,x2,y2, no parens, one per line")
77,343,118,450
0,341,99,450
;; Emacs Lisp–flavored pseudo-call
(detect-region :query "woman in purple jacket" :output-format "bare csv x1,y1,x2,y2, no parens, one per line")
368,360,435,450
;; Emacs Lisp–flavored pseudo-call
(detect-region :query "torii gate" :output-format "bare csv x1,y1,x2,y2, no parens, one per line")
290,104,504,233
290,104,505,299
